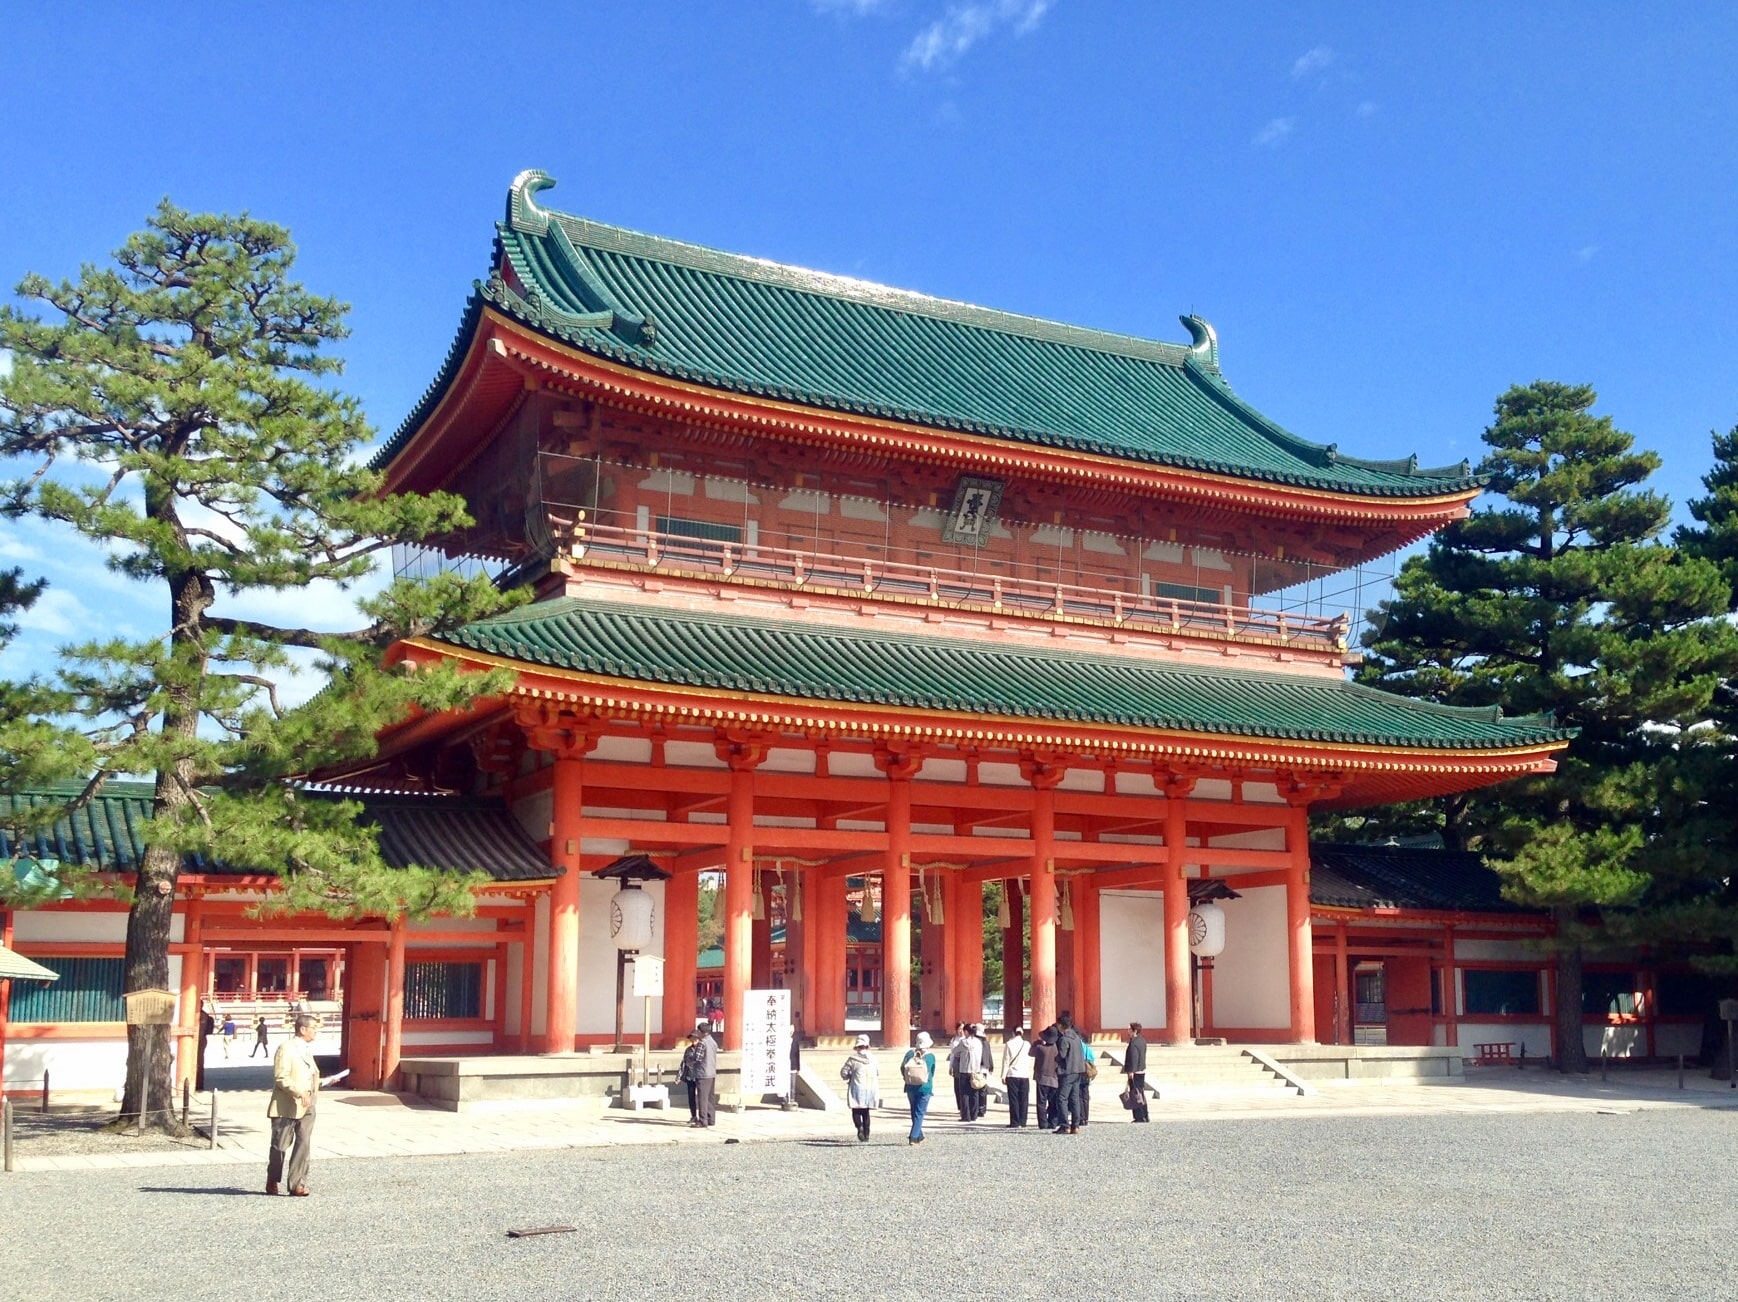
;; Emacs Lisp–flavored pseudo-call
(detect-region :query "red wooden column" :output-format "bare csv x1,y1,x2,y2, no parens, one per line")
716,730,770,1050
950,874,983,1029
781,868,807,1035
344,940,386,1088
1,908,13,1088
1283,802,1317,1043
518,894,538,1052
175,896,204,1089
874,743,923,1047
1003,880,1025,1032
1334,922,1351,1046
814,869,849,1035
1161,776,1195,1045
1022,752,1068,1035
384,919,407,1084
919,875,946,1031
1074,876,1102,1035
751,875,774,990
663,869,699,1045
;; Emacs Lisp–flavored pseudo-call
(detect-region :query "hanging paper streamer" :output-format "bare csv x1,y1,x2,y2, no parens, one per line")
860,877,879,924
931,881,945,926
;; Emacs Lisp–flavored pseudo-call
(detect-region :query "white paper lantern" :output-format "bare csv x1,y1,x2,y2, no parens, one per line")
610,886,655,950
1187,902,1226,957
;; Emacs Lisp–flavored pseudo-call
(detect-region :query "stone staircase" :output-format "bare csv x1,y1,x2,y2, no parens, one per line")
1134,1045,1310,1100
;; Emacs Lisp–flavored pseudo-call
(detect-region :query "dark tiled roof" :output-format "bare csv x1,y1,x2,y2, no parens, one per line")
1309,842,1531,913
438,597,1567,752
0,786,550,884
374,171,1480,501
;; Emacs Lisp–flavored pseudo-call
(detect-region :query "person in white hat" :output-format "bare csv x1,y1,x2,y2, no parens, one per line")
839,1033,880,1142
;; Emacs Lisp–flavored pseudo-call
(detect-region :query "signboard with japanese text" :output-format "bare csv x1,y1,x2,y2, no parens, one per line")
630,955,665,998
738,989,791,1097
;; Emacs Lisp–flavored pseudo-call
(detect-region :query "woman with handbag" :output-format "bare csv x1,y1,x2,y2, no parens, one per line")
839,1033,880,1142
901,1031,936,1145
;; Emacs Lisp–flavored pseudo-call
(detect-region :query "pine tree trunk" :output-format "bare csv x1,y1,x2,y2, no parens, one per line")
1553,909,1588,1073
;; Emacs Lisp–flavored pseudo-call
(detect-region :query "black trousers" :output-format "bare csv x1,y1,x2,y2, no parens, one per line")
953,1076,972,1120
1055,1073,1084,1130
1036,1083,1057,1129
684,1079,700,1120
1128,1071,1149,1121
851,1106,871,1139
1005,1076,1030,1127
696,1077,717,1126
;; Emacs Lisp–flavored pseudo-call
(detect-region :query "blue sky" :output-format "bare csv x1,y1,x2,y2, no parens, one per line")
4,3,1737,684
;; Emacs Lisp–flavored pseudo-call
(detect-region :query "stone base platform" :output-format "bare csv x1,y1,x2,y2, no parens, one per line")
398,1051,744,1113
1266,1045,1465,1082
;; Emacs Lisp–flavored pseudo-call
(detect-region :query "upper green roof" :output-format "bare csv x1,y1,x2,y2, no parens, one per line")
377,171,1479,499
433,597,1565,753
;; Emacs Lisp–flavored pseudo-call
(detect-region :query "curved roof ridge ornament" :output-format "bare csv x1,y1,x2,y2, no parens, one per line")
1180,314,1219,370
508,169,556,236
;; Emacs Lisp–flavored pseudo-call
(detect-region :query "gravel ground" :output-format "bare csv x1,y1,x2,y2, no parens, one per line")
7,1107,211,1157
1,1109,1732,1301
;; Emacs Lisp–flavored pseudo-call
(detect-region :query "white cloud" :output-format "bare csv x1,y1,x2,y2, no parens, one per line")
902,0,1053,73
17,587,87,638
1253,117,1296,147
1291,45,1334,80
0,536,44,564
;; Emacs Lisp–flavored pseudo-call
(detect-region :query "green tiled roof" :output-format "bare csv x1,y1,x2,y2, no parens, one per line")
434,598,1567,752
1309,843,1533,914
0,785,550,883
375,171,1479,500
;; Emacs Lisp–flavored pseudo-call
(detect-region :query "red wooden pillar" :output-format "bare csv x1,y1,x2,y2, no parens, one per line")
663,869,699,1046
1003,880,1025,1032
1162,782,1193,1045
780,868,806,1034
545,753,584,1054
1334,922,1351,1046
920,875,946,1031
1075,876,1101,1035
176,896,204,1089
815,869,849,1036
717,730,769,1051
875,746,919,1048
518,902,538,1053
384,920,407,1085
0,908,13,1089
344,940,386,1088
1022,753,1067,1035
751,880,773,990
1284,805,1316,1043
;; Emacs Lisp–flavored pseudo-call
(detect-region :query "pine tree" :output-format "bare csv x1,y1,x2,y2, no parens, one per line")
1360,382,1738,1071
0,202,520,1129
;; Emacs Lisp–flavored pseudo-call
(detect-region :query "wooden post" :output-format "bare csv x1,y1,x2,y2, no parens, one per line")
519,922,537,1054
1075,876,1101,1035
663,870,699,1046
545,753,585,1054
1285,806,1316,1043
0,909,12,1090
815,870,849,1036
1163,794,1192,1045
1026,765,1062,1036
3,1097,12,1173
384,920,406,1085
209,1092,217,1150
1334,923,1351,1046
1003,879,1024,1032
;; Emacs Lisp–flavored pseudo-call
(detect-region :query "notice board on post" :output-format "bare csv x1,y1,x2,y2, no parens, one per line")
738,989,791,1097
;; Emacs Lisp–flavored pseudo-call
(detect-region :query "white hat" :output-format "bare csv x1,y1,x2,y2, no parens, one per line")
915,1031,933,1049
854,1033,871,1047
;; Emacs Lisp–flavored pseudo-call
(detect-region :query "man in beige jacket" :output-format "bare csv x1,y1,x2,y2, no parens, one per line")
266,1013,322,1196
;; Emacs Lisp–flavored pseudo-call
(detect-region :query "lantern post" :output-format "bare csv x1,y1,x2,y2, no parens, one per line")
596,854,672,1070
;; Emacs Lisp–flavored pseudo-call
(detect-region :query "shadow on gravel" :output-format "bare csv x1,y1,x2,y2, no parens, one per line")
138,1186,262,1197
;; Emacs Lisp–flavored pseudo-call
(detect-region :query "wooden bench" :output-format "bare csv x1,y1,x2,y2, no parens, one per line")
1473,1041,1515,1066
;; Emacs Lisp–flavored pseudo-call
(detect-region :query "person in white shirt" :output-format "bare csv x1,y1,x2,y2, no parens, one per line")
266,1013,322,1196
1000,1026,1034,1127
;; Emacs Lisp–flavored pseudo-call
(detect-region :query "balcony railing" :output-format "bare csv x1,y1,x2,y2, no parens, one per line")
562,520,1351,650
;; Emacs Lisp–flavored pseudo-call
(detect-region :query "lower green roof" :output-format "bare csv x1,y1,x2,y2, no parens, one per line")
435,599,1567,752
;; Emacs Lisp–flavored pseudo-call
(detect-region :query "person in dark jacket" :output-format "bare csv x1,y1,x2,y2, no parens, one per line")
1123,1022,1149,1122
1053,1012,1085,1134
694,1025,719,1127
1031,1027,1061,1131
679,1027,705,1125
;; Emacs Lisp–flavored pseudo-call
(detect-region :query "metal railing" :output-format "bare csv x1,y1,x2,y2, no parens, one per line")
565,521,1351,650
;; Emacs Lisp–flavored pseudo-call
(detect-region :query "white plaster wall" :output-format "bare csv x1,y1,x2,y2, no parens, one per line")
1192,779,1233,801
1206,828,1285,851
408,917,496,935
531,894,549,1037
504,941,524,1037
761,748,816,774
13,910,129,943
1655,1024,1701,1057
1211,885,1290,1030
1113,771,1159,797
592,735,652,763
1457,1021,1552,1058
977,763,1024,787
664,741,726,769
403,1030,495,1047
1098,890,1166,1031
917,759,966,784
1586,1025,1647,1059
3,1037,127,1091
576,878,665,1036
1455,938,1544,962
514,789,553,843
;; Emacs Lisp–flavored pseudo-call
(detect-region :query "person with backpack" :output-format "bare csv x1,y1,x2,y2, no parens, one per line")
901,1031,936,1145
1052,1012,1085,1135
839,1033,880,1142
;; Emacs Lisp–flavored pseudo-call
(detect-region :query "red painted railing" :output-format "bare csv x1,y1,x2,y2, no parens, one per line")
561,521,1349,649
